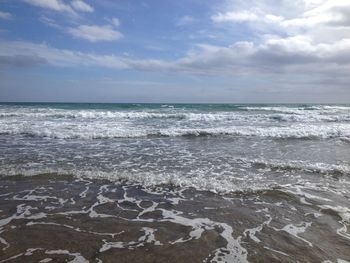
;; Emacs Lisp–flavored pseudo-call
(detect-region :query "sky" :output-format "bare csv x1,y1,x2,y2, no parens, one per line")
0,0,350,103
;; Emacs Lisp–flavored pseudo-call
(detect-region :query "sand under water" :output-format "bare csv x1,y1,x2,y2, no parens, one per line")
0,174,349,263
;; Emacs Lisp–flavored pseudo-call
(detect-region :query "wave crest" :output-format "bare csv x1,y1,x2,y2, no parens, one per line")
1,124,349,140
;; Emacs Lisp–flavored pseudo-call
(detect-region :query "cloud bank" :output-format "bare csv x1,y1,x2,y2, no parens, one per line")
1,36,349,76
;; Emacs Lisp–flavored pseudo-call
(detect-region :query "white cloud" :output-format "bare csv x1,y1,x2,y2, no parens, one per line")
39,16,62,28
111,17,120,27
0,40,128,68
282,1,350,29
24,0,75,14
0,11,12,20
256,36,350,67
71,0,93,13
68,24,123,42
24,0,95,14
212,0,350,31
264,14,284,23
176,16,196,26
210,0,350,47
212,11,285,24
212,11,258,23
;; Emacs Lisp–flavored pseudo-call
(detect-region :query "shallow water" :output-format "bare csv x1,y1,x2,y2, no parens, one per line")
0,175,349,262
0,103,349,262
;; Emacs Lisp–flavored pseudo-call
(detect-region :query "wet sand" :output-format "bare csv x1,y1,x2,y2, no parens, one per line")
0,174,349,263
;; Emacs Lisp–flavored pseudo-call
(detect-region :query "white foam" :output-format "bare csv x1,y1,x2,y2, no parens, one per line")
0,234,10,250
263,246,290,257
319,205,350,240
27,221,124,238
158,209,248,262
39,258,52,263
274,222,313,247
138,227,162,246
45,250,88,263
2,122,349,139
0,158,349,197
0,248,87,263
244,216,272,243
237,158,350,176
0,204,47,228
100,227,161,252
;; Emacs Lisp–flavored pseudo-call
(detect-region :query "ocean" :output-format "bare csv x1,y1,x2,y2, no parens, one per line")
0,103,349,262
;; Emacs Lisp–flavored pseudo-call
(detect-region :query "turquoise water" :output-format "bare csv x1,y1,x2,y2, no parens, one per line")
1,102,348,110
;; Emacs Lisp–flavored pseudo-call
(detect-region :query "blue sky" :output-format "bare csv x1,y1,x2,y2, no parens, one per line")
1,0,350,103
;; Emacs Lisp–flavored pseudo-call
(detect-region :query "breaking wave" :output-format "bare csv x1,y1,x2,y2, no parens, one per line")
1,124,349,140
236,158,350,177
0,157,348,194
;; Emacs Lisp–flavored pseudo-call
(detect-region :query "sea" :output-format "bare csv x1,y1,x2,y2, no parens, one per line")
0,103,349,262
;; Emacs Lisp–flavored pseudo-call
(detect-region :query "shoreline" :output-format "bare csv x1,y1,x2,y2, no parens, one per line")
0,174,349,262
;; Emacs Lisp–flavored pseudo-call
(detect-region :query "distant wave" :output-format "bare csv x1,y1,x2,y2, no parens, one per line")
1,124,349,140
240,105,350,114
268,114,350,123
0,111,187,120
1,110,350,123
